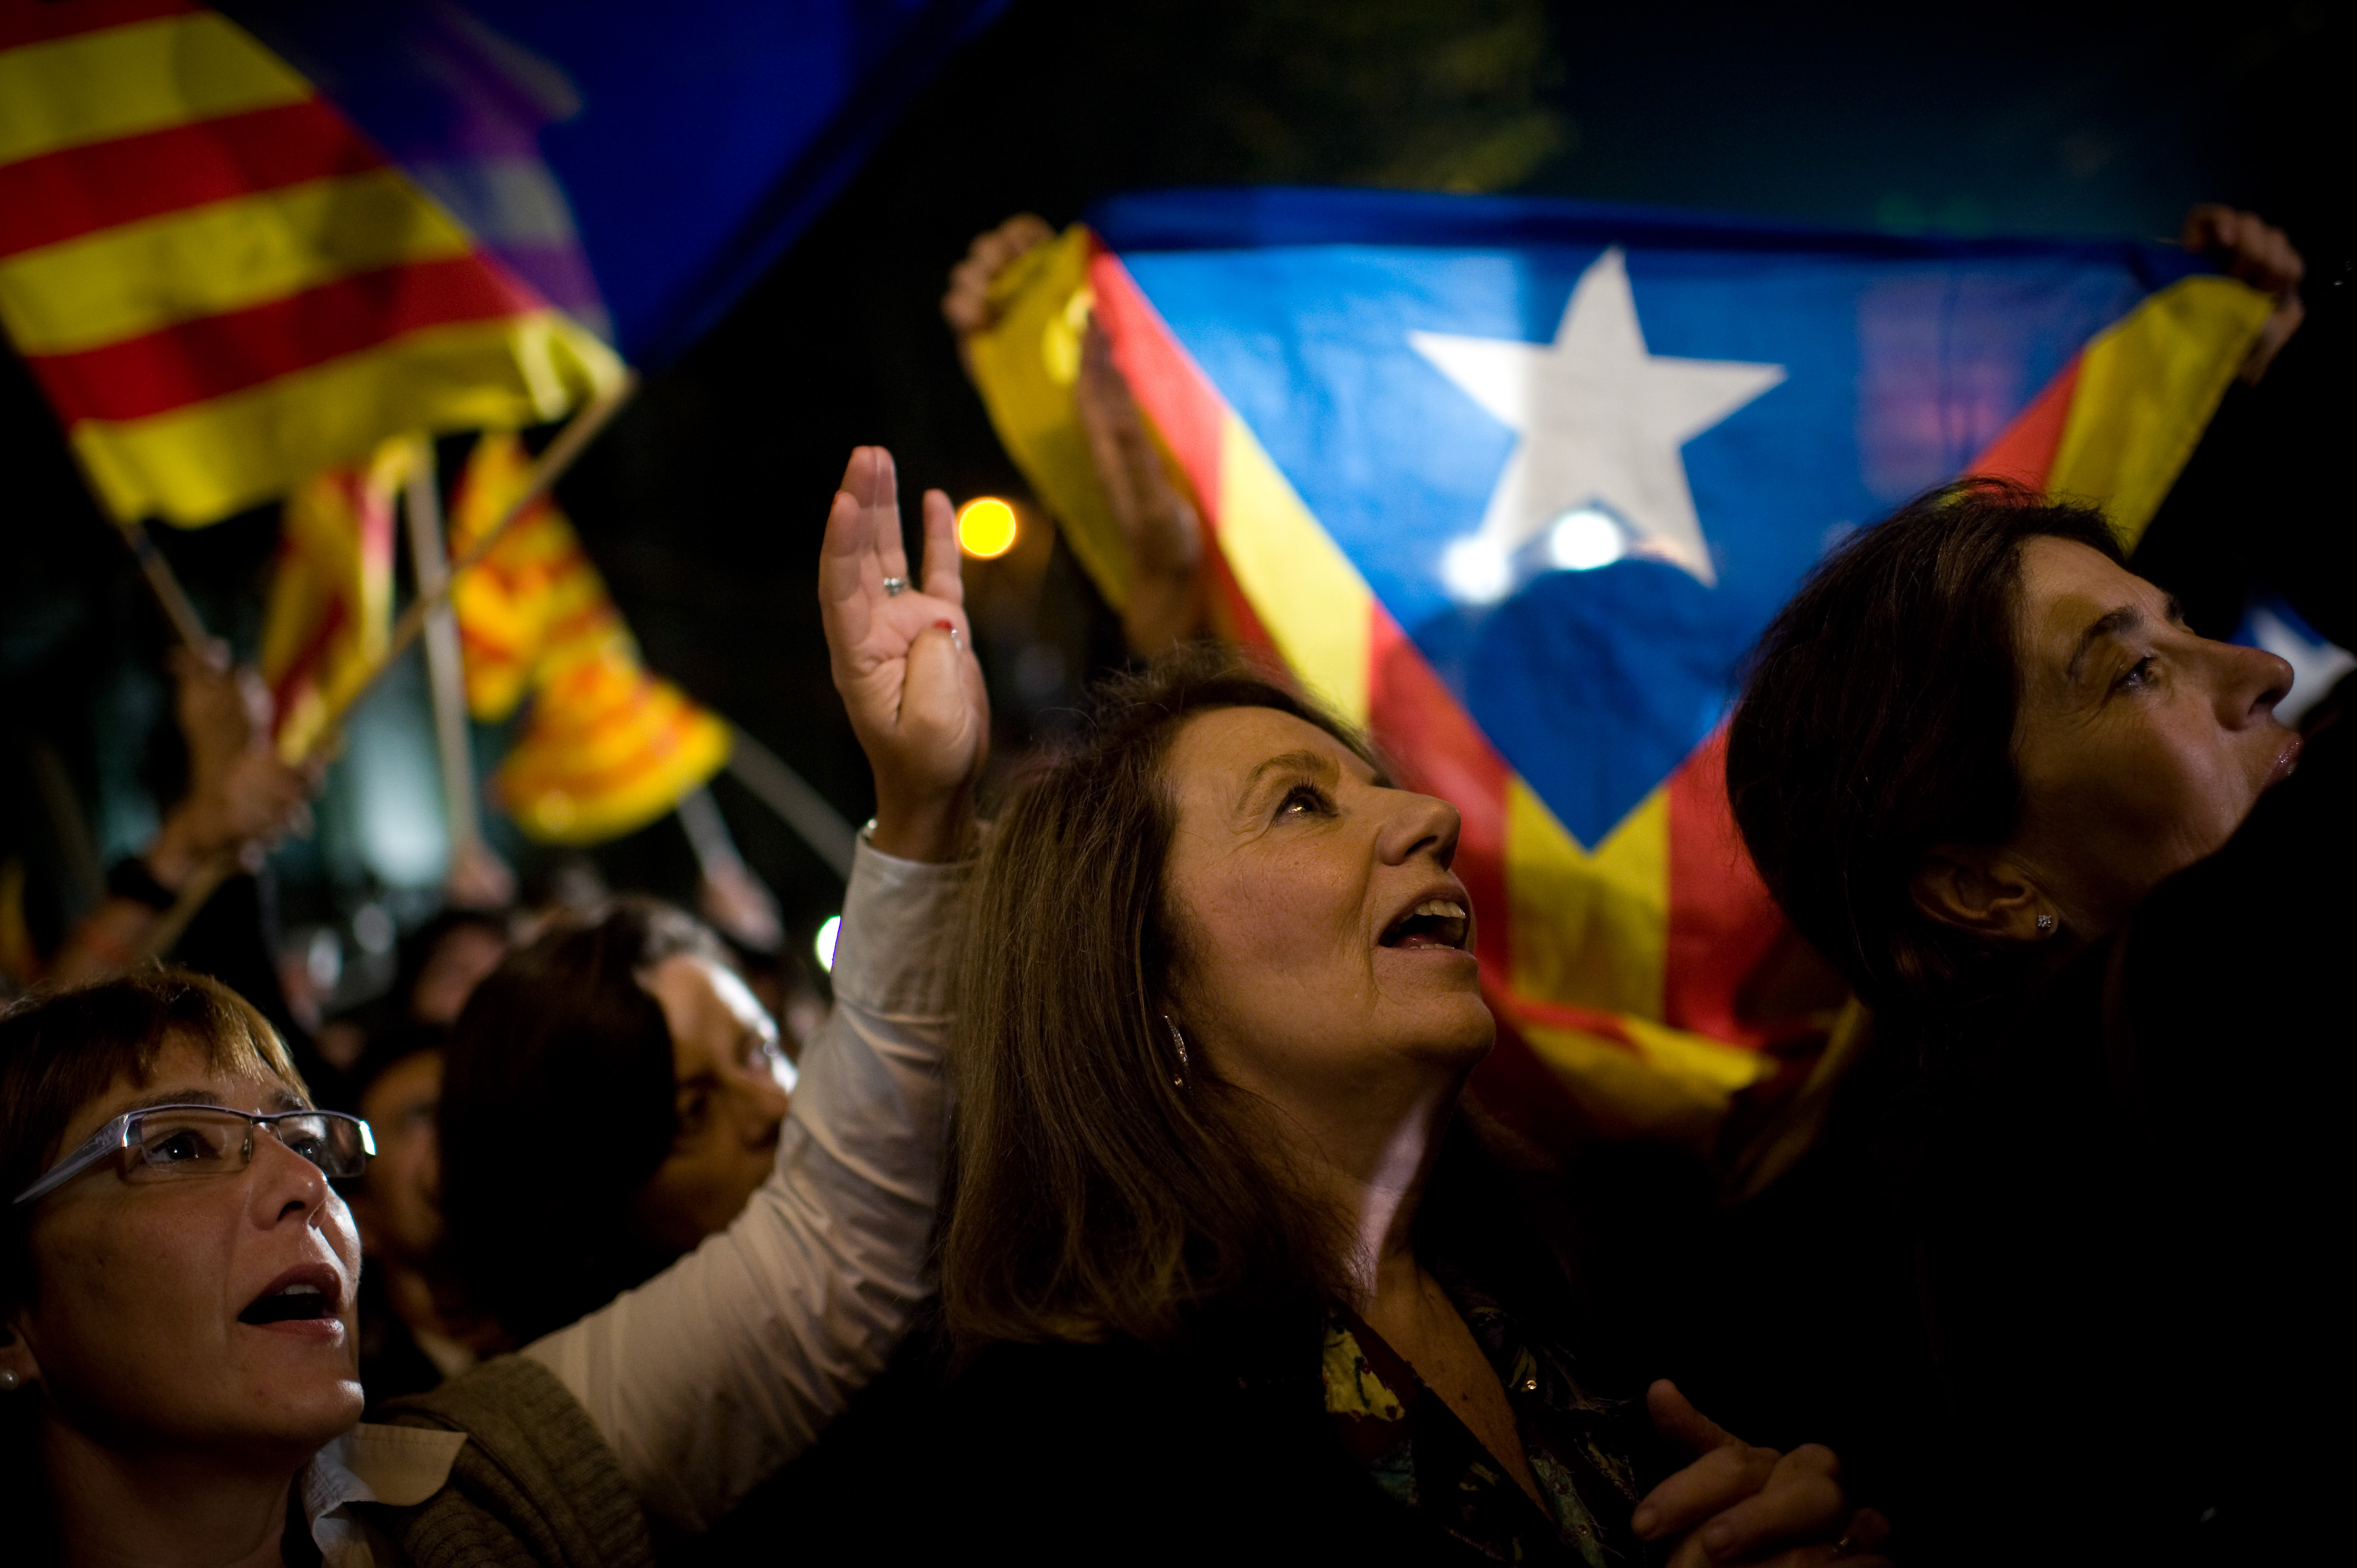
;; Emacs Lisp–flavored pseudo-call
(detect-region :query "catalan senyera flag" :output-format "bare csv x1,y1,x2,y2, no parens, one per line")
971,189,2271,1150
256,431,419,765
447,431,729,847
0,0,624,529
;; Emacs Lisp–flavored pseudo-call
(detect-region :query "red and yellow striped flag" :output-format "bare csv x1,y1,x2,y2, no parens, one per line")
256,432,420,765
0,0,624,528
446,432,730,845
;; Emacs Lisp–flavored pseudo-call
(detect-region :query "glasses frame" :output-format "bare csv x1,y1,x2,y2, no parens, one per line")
13,1103,375,1208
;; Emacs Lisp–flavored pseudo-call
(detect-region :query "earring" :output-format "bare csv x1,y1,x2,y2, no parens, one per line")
2036,913,2056,934
1162,1015,1190,1089
0,1369,19,1391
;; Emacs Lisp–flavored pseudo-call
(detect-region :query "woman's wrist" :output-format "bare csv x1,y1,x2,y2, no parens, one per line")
869,789,975,863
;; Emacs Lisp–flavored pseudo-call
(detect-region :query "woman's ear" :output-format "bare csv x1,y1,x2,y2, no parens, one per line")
1911,847,2056,943
0,1316,40,1392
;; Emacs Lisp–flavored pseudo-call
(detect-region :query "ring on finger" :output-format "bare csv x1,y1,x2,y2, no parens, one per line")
1829,1535,1855,1559
881,576,907,596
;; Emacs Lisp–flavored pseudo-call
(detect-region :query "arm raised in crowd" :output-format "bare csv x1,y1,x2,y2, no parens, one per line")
521,446,987,1531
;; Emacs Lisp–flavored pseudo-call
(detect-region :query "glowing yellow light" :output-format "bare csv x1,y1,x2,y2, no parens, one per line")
958,497,1018,559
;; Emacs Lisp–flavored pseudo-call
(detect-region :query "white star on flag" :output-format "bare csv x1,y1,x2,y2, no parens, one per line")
1409,246,1784,589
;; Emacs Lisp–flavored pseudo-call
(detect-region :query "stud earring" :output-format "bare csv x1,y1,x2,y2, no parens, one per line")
0,1368,20,1391
2036,913,2056,934
1162,1015,1190,1089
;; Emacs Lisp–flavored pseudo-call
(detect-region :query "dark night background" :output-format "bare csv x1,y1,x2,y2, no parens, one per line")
3,0,2347,972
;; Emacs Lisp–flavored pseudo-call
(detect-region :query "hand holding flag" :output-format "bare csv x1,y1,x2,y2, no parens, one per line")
820,446,988,863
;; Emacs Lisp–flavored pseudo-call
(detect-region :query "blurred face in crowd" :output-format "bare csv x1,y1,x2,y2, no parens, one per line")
4,1036,362,1463
631,955,791,1254
352,1049,444,1265
413,924,508,1027
1157,706,1491,1113
1954,538,2299,936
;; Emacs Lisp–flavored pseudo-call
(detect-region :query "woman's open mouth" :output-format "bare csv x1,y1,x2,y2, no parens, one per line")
1380,899,1470,951
239,1265,344,1333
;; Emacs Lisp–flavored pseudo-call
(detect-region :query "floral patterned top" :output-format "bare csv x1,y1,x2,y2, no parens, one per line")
1322,1270,1644,1565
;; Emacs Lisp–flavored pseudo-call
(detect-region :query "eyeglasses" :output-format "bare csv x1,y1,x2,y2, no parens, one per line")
13,1103,375,1208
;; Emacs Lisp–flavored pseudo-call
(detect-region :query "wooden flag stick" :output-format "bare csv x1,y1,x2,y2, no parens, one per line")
122,522,218,658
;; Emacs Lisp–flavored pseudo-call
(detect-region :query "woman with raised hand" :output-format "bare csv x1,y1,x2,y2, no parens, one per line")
0,446,988,1561
1725,469,2346,1561
918,642,1883,1565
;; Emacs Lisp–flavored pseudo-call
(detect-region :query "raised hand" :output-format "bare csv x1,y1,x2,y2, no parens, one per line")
1631,1381,1890,1567
2183,204,2305,384
941,213,1055,378
819,446,989,863
1074,322,1208,656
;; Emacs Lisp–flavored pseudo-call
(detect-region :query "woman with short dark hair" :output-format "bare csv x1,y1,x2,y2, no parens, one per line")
0,446,988,1560
1725,477,2348,1562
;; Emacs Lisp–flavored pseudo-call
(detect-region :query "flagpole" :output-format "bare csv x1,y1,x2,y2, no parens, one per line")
402,443,513,906
137,377,638,967
121,523,219,660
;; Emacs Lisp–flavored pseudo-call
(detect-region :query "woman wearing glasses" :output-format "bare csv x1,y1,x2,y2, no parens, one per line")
0,448,987,1562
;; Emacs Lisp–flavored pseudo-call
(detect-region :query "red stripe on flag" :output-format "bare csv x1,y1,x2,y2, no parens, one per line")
1662,726,1787,1044
26,253,540,423
1968,351,2082,489
1088,245,1225,522
0,0,195,51
0,99,384,259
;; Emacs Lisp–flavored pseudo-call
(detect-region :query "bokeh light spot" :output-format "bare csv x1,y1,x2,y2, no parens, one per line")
958,498,1018,559
813,913,841,973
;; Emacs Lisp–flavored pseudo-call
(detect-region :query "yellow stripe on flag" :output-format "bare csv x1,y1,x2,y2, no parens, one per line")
0,12,310,168
1517,1014,1771,1153
963,226,1141,607
2047,274,2273,551
72,310,625,526
1505,777,1668,1021
1214,411,1372,728
0,171,472,354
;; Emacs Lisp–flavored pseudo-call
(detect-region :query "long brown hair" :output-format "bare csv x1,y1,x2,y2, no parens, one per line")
942,647,1376,1354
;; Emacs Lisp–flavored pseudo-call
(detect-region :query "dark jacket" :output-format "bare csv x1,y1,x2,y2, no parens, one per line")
1892,708,2351,1565
914,1334,1587,1565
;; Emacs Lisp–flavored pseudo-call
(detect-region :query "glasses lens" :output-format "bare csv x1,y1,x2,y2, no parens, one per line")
275,1113,370,1178
130,1109,249,1179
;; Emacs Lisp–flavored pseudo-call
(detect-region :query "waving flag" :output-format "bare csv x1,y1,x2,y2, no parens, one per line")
446,432,730,846
972,189,2271,1146
258,432,418,764
217,0,1012,366
0,0,624,528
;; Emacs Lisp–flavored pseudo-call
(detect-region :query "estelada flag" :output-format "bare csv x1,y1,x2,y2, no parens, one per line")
445,432,729,847
0,0,624,529
970,189,2272,1152
255,431,418,766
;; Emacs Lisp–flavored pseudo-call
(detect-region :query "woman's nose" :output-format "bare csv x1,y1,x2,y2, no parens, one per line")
249,1129,330,1222
2214,638,2294,726
1380,790,1461,869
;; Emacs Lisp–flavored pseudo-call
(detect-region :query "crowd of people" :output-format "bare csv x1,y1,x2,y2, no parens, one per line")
0,201,2339,1566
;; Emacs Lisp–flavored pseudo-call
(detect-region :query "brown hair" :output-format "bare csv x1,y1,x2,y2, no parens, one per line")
942,647,1376,1354
1725,478,2125,1008
0,969,307,1311
440,897,727,1344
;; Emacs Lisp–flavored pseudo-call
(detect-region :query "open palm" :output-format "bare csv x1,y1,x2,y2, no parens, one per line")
819,446,989,861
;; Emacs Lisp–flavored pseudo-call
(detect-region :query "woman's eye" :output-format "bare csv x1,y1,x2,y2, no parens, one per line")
2117,656,2157,692
1277,783,1327,819
148,1130,211,1163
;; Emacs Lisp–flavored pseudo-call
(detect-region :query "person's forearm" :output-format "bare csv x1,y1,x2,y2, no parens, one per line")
523,832,970,1530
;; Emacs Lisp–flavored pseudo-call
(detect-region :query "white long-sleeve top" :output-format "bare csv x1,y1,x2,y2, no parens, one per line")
517,833,966,1532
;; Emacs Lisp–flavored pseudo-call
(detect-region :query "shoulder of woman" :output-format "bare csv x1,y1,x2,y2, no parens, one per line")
361,1355,655,1568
